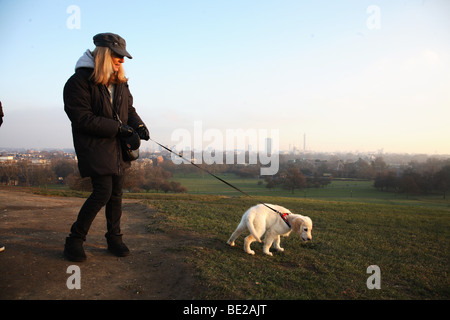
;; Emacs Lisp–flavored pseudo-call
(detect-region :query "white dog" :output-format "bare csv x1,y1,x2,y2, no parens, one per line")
227,204,313,256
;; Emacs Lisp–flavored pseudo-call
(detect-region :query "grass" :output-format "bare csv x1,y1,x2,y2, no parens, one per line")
143,194,449,300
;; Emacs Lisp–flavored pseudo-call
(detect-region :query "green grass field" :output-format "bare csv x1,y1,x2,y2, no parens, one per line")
171,173,450,210
143,193,449,299
137,173,448,299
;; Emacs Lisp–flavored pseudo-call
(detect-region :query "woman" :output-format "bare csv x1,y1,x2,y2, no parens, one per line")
63,33,150,262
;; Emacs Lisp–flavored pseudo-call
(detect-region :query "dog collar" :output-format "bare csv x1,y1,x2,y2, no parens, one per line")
280,212,291,228
262,204,292,228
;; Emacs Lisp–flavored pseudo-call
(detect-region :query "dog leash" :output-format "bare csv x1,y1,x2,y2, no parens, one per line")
150,138,291,228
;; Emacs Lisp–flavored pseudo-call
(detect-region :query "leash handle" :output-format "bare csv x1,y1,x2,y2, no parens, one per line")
150,138,291,228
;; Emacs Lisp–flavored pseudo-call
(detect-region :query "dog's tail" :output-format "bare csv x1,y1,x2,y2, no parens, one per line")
247,213,262,243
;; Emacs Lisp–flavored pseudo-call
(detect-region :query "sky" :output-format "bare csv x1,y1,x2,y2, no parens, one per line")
0,0,449,155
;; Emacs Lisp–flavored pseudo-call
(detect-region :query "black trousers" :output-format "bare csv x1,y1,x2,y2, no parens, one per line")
69,174,125,240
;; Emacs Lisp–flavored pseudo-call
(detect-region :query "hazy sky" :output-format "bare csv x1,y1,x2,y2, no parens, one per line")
0,0,449,154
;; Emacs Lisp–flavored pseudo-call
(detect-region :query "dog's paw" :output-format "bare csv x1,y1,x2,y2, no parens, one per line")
263,251,273,256
227,241,235,247
246,250,255,255
276,247,284,252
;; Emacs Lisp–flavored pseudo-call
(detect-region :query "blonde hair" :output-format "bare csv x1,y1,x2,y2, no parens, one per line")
90,47,128,85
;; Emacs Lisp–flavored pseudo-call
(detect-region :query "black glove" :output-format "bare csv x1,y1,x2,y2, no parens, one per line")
136,124,150,141
118,124,134,138
123,131,141,150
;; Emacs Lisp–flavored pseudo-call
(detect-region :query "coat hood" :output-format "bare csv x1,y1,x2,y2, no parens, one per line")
75,50,95,71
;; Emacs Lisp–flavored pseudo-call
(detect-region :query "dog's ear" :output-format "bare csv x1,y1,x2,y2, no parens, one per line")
291,217,304,232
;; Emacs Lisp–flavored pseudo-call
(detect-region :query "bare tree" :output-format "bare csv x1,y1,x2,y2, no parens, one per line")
281,166,306,194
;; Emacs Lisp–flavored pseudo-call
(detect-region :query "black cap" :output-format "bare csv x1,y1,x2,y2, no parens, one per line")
93,33,132,59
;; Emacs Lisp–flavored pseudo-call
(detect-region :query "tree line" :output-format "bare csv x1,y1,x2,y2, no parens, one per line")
374,165,450,198
0,158,187,193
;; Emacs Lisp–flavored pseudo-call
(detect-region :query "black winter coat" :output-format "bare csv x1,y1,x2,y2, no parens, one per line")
64,67,146,177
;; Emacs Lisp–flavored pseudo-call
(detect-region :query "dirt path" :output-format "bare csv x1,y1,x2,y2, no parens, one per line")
0,188,199,300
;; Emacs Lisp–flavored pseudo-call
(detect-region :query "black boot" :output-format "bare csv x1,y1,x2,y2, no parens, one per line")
106,234,130,257
64,237,87,262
